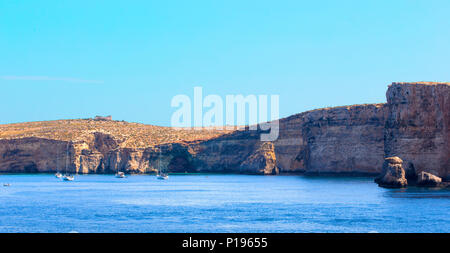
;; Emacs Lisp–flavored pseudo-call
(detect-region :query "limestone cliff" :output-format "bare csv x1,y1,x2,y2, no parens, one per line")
240,142,278,175
384,82,450,180
0,82,448,179
0,138,73,173
292,104,386,175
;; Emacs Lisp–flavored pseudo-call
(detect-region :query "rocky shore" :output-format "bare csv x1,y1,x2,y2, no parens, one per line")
0,82,448,187
375,156,448,188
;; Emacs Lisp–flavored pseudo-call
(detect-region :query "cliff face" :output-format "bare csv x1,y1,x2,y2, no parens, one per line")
0,82,448,179
0,138,74,173
0,106,387,176
0,119,234,174
272,114,307,173
269,104,387,175
384,82,450,180
297,104,386,175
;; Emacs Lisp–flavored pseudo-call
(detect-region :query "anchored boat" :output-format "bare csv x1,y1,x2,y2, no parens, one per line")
63,175,74,181
115,171,126,178
62,142,75,181
156,148,169,180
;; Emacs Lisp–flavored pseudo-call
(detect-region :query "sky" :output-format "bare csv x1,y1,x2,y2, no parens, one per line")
1,0,449,126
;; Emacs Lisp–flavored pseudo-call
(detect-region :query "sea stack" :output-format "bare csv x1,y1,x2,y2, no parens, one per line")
375,157,408,188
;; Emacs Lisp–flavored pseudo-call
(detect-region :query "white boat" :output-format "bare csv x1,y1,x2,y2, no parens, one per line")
156,148,169,180
156,174,169,180
63,175,74,181
62,143,75,181
115,171,126,178
55,150,63,178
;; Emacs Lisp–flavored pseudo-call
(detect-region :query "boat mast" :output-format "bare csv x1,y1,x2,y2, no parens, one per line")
56,144,59,173
65,142,69,174
158,147,161,175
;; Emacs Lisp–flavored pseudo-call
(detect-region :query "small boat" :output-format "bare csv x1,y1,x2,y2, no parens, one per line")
115,171,126,178
156,148,169,180
63,175,74,181
55,172,63,178
61,143,74,181
3,183,10,187
156,174,169,180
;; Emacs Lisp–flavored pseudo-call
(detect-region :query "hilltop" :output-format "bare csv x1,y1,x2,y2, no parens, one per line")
0,119,234,149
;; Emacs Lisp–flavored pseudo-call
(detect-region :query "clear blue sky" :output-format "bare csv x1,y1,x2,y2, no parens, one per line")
1,0,449,126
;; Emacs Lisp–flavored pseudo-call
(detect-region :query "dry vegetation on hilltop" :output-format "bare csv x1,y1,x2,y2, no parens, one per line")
0,119,234,148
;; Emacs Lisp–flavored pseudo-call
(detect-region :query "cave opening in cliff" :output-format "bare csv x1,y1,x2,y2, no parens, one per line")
23,162,39,173
168,155,194,173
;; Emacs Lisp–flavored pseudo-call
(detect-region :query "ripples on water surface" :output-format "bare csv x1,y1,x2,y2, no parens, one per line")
0,174,448,232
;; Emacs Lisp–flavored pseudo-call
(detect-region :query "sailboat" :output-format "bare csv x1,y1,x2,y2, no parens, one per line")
55,148,63,178
62,142,75,181
156,148,169,180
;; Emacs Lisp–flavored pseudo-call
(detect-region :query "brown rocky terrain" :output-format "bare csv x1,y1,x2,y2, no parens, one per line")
0,120,235,174
283,103,387,175
375,156,408,188
0,119,233,148
384,82,450,180
0,82,448,180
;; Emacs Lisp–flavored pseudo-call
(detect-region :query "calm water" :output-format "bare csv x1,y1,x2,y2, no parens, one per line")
0,174,448,233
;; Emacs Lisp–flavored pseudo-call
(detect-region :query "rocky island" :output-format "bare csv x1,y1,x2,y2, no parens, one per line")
0,82,448,187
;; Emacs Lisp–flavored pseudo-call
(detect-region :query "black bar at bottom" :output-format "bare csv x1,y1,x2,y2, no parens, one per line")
0,233,447,252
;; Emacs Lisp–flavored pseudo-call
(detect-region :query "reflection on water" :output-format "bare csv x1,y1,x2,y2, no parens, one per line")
0,174,448,233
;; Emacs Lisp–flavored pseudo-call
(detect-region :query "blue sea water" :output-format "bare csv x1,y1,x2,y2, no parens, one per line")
0,174,448,233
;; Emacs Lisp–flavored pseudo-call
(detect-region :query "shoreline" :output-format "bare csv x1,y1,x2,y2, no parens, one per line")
0,82,448,181
0,171,379,177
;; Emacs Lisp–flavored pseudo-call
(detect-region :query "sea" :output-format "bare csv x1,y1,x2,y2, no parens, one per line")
0,174,448,233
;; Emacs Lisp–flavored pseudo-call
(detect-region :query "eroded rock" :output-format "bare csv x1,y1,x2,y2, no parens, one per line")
240,142,279,175
375,157,408,188
417,171,442,187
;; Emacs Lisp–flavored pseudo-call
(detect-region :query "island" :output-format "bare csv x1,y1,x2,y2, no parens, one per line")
0,82,448,188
